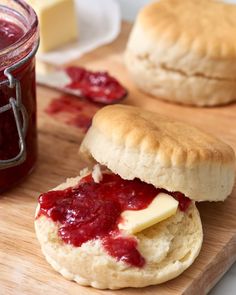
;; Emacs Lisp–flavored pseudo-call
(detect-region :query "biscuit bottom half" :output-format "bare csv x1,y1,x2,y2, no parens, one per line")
35,176,203,289
125,51,236,107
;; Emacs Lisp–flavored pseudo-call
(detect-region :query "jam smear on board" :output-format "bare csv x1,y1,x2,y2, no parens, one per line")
65,66,128,104
45,95,100,132
38,173,191,268
0,19,37,191
46,66,128,130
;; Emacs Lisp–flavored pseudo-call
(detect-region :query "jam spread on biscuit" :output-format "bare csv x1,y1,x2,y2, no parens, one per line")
38,173,191,268
65,66,128,104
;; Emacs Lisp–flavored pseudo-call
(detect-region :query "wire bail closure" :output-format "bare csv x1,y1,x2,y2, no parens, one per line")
0,41,39,169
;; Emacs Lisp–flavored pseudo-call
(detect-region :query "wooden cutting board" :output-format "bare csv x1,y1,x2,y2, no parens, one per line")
1,22,236,295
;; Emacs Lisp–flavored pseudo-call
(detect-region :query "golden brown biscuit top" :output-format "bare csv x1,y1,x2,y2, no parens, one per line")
93,105,235,166
138,0,236,59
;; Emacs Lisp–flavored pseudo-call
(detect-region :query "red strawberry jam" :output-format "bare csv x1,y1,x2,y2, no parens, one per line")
0,15,38,192
65,66,128,104
0,20,24,50
37,173,191,268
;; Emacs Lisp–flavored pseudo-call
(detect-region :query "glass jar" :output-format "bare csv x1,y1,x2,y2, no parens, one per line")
0,0,39,192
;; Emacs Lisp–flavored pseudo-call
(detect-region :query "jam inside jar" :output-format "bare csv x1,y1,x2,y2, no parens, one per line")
0,1,39,192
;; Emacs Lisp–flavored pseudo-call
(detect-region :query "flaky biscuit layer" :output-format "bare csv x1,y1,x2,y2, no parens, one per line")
125,51,236,106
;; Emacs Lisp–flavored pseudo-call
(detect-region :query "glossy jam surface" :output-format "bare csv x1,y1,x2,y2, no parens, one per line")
66,66,128,104
0,19,24,50
103,236,145,268
0,19,37,191
38,173,191,267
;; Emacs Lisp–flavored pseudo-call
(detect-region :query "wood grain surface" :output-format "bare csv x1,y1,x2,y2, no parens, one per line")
1,22,236,295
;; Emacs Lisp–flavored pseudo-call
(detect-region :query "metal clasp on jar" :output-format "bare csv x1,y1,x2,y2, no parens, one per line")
0,42,39,169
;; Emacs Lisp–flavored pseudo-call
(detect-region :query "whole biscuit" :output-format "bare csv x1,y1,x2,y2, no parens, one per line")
125,0,236,106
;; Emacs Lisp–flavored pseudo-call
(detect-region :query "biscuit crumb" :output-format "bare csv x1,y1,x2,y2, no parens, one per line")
92,164,103,183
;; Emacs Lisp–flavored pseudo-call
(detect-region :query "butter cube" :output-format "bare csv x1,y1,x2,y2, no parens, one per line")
118,193,178,234
27,0,78,52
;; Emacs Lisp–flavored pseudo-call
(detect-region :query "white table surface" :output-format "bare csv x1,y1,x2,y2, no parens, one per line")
117,0,236,294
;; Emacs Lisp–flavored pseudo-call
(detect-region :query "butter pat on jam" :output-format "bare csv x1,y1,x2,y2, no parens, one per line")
26,0,78,52
118,193,178,234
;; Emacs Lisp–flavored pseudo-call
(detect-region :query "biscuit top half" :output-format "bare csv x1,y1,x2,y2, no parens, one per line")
90,105,234,166
80,105,235,201
126,0,236,78
139,0,236,59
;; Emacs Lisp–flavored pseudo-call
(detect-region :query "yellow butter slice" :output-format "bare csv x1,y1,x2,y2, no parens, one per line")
118,193,178,234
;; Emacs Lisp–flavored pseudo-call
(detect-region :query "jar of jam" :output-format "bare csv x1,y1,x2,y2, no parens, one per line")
0,0,39,192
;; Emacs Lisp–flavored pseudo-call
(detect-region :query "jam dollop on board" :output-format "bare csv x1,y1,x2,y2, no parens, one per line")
66,66,128,104
38,173,191,268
